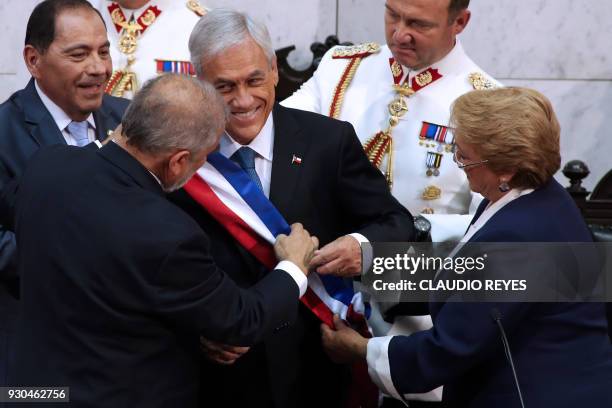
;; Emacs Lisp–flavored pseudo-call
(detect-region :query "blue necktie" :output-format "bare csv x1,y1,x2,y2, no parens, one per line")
67,121,90,147
231,146,263,192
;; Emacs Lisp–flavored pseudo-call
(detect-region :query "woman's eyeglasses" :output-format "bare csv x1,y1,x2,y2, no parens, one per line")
453,149,489,169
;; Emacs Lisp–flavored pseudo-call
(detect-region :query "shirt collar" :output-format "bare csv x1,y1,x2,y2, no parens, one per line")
34,80,96,131
219,113,274,162
464,187,535,241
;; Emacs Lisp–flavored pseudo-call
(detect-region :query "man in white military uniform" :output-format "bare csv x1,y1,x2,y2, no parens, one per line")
95,0,207,98
283,0,498,405
283,0,497,244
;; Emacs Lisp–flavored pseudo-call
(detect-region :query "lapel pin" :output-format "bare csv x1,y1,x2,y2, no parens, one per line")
291,154,302,165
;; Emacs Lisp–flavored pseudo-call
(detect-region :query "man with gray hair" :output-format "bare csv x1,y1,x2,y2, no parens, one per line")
2,74,317,407
169,9,414,408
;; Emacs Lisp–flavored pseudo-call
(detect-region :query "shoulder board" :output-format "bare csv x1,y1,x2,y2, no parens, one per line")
332,42,380,59
186,0,207,17
468,72,497,90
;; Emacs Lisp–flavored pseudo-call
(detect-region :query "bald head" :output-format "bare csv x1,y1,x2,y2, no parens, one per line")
121,74,226,156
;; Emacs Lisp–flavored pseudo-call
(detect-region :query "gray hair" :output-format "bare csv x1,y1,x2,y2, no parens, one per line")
121,74,226,156
189,8,274,77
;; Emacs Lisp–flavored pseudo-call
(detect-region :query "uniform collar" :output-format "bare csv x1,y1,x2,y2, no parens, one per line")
407,40,467,82
116,1,164,18
34,80,96,131
220,113,274,162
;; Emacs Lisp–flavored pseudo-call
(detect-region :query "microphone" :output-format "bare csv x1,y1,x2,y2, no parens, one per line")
490,308,526,408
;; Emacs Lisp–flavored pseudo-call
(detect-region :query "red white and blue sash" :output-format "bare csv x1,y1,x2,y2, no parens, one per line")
183,152,371,328
184,151,378,407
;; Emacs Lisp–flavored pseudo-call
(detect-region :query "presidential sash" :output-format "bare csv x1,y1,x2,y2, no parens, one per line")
184,152,378,407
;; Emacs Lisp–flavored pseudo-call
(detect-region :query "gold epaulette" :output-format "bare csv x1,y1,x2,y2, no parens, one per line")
332,42,380,59
186,0,207,17
469,72,497,90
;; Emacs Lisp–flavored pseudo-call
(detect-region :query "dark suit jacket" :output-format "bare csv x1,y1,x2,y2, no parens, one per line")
387,179,612,407
0,78,128,387
6,142,301,407
0,79,128,281
168,104,415,408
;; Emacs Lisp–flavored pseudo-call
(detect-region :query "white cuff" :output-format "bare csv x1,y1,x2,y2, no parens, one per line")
275,260,307,298
348,233,372,275
94,140,103,148
366,336,402,400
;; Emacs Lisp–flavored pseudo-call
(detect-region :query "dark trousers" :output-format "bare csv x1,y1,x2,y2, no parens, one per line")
0,286,19,386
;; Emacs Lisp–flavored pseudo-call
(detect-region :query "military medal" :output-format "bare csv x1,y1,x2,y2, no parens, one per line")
425,152,443,177
421,184,441,215
156,60,196,75
363,60,443,188
422,185,442,201
105,3,162,97
420,121,454,154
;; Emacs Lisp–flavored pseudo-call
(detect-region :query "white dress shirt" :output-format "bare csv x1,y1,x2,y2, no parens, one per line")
220,114,275,198
218,115,307,296
35,81,97,146
366,188,534,401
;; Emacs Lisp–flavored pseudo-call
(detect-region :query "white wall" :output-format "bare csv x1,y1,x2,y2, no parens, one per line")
2,0,610,190
0,0,337,100
337,0,612,190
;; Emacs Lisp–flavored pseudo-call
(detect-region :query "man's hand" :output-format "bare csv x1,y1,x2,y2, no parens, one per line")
309,235,361,277
200,337,250,365
321,315,368,364
274,223,319,274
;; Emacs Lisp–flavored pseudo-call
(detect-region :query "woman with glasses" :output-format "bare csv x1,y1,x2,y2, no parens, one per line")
320,87,612,408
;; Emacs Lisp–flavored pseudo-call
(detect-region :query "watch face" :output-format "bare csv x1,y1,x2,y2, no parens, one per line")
414,216,431,232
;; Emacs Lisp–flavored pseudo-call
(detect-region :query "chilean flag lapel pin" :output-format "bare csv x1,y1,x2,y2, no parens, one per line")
291,154,302,165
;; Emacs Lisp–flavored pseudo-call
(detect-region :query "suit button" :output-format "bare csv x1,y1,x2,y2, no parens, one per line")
274,322,290,332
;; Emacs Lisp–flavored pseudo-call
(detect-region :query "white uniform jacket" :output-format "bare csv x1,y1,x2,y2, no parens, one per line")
97,0,205,98
283,41,499,242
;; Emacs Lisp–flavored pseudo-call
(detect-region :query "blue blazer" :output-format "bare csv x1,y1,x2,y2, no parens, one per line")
0,79,128,386
387,179,612,407
0,79,128,283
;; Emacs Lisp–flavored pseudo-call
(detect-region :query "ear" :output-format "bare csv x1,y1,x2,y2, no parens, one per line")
499,170,517,185
23,45,43,79
452,9,471,36
270,55,279,87
167,150,192,178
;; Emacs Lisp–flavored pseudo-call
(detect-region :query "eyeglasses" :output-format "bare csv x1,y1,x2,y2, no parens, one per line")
453,149,489,169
